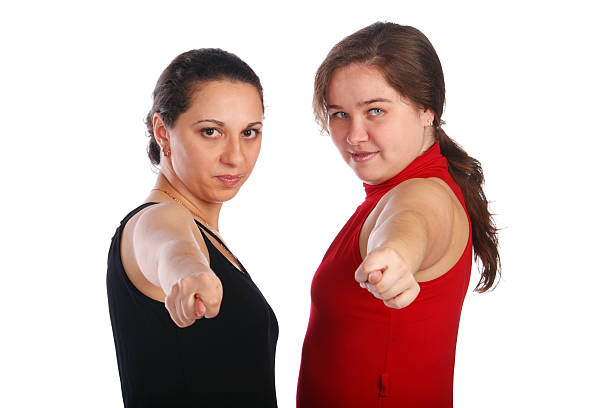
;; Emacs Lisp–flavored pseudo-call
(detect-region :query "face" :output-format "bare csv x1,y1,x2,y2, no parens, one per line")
326,64,435,185
156,80,263,203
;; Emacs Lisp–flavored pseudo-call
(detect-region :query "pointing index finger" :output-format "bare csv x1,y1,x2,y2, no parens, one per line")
367,270,383,284
355,254,387,284
194,295,206,318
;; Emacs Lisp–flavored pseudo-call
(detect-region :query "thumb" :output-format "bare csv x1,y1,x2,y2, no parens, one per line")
355,251,387,284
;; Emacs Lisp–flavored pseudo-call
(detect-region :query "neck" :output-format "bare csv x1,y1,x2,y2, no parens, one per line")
151,172,222,231
420,132,436,155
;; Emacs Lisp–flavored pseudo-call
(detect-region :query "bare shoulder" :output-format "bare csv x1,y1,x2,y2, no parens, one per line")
360,178,460,256
133,201,196,231
380,177,457,216
376,177,469,280
120,202,209,302
130,201,209,259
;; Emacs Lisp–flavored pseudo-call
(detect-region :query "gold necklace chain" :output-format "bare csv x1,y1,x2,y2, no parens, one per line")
151,188,222,237
151,187,243,273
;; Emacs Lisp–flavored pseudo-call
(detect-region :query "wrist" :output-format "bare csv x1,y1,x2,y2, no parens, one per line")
158,241,209,294
376,238,426,276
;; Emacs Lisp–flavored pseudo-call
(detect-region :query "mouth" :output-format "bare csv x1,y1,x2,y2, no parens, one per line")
349,151,378,163
215,174,243,187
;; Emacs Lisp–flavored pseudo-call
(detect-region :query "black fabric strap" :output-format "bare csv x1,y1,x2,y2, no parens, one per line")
195,220,247,274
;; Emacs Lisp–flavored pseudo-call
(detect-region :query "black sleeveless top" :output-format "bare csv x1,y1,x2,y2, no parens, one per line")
107,203,278,407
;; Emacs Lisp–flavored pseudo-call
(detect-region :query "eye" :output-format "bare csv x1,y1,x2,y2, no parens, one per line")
368,108,383,116
330,111,348,119
242,128,261,139
201,128,220,138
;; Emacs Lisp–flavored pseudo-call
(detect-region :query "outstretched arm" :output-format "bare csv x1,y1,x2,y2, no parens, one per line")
355,178,455,308
132,202,223,327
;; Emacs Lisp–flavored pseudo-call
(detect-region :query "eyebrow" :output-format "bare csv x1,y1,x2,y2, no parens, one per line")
191,119,263,127
327,98,392,110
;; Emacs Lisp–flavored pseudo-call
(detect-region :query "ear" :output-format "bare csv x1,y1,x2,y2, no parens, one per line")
421,108,435,127
153,113,170,151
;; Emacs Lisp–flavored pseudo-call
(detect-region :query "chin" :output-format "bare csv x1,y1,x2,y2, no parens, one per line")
199,187,236,204
216,191,241,203
352,169,381,185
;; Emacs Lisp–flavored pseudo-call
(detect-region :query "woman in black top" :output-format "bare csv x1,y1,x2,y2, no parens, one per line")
106,49,278,407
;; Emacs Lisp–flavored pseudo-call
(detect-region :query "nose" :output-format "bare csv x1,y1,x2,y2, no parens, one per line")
220,136,245,167
346,118,368,145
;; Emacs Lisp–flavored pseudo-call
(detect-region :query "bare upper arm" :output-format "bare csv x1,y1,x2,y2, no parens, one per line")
364,177,466,270
128,202,209,289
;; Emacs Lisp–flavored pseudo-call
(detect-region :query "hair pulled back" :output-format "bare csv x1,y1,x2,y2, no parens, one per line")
314,22,500,292
145,48,263,165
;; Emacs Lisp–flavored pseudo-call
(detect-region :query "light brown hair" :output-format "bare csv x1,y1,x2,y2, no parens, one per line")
314,22,500,291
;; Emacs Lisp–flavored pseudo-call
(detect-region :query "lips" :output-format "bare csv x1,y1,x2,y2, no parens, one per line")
350,151,378,162
215,174,243,187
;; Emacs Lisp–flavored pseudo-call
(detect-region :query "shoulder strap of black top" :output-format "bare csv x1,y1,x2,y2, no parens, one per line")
195,220,247,274
121,202,159,225
125,204,228,254
194,220,228,250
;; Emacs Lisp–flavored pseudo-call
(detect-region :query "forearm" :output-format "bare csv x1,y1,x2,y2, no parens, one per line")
368,210,430,275
155,240,210,295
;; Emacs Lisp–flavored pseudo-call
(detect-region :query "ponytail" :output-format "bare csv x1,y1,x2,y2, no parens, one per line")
436,127,500,291
313,22,501,291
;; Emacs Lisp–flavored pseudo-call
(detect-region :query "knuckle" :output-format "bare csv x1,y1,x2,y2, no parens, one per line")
178,276,191,293
384,299,394,308
203,272,217,284
380,291,393,301
363,254,376,266
203,293,220,307
168,284,179,298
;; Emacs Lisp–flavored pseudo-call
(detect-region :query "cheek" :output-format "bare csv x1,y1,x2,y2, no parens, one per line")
378,117,421,149
182,142,217,170
400,112,425,135
329,121,348,142
329,130,346,152
172,140,196,175
246,141,262,166
368,121,396,150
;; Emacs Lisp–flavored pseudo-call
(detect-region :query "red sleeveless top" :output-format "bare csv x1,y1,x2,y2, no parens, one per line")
297,143,472,408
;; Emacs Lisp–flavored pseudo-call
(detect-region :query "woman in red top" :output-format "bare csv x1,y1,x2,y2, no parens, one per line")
297,23,500,407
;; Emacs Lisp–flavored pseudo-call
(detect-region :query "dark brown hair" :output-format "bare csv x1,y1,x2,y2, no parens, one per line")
145,48,263,165
314,22,500,292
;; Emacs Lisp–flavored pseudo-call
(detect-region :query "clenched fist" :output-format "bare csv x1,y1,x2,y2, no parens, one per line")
165,268,223,328
355,246,420,309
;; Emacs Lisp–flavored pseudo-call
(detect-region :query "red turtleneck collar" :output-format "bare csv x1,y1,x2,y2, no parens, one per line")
363,142,448,200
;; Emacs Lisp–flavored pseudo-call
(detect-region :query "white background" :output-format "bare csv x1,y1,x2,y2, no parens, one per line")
2,1,611,407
